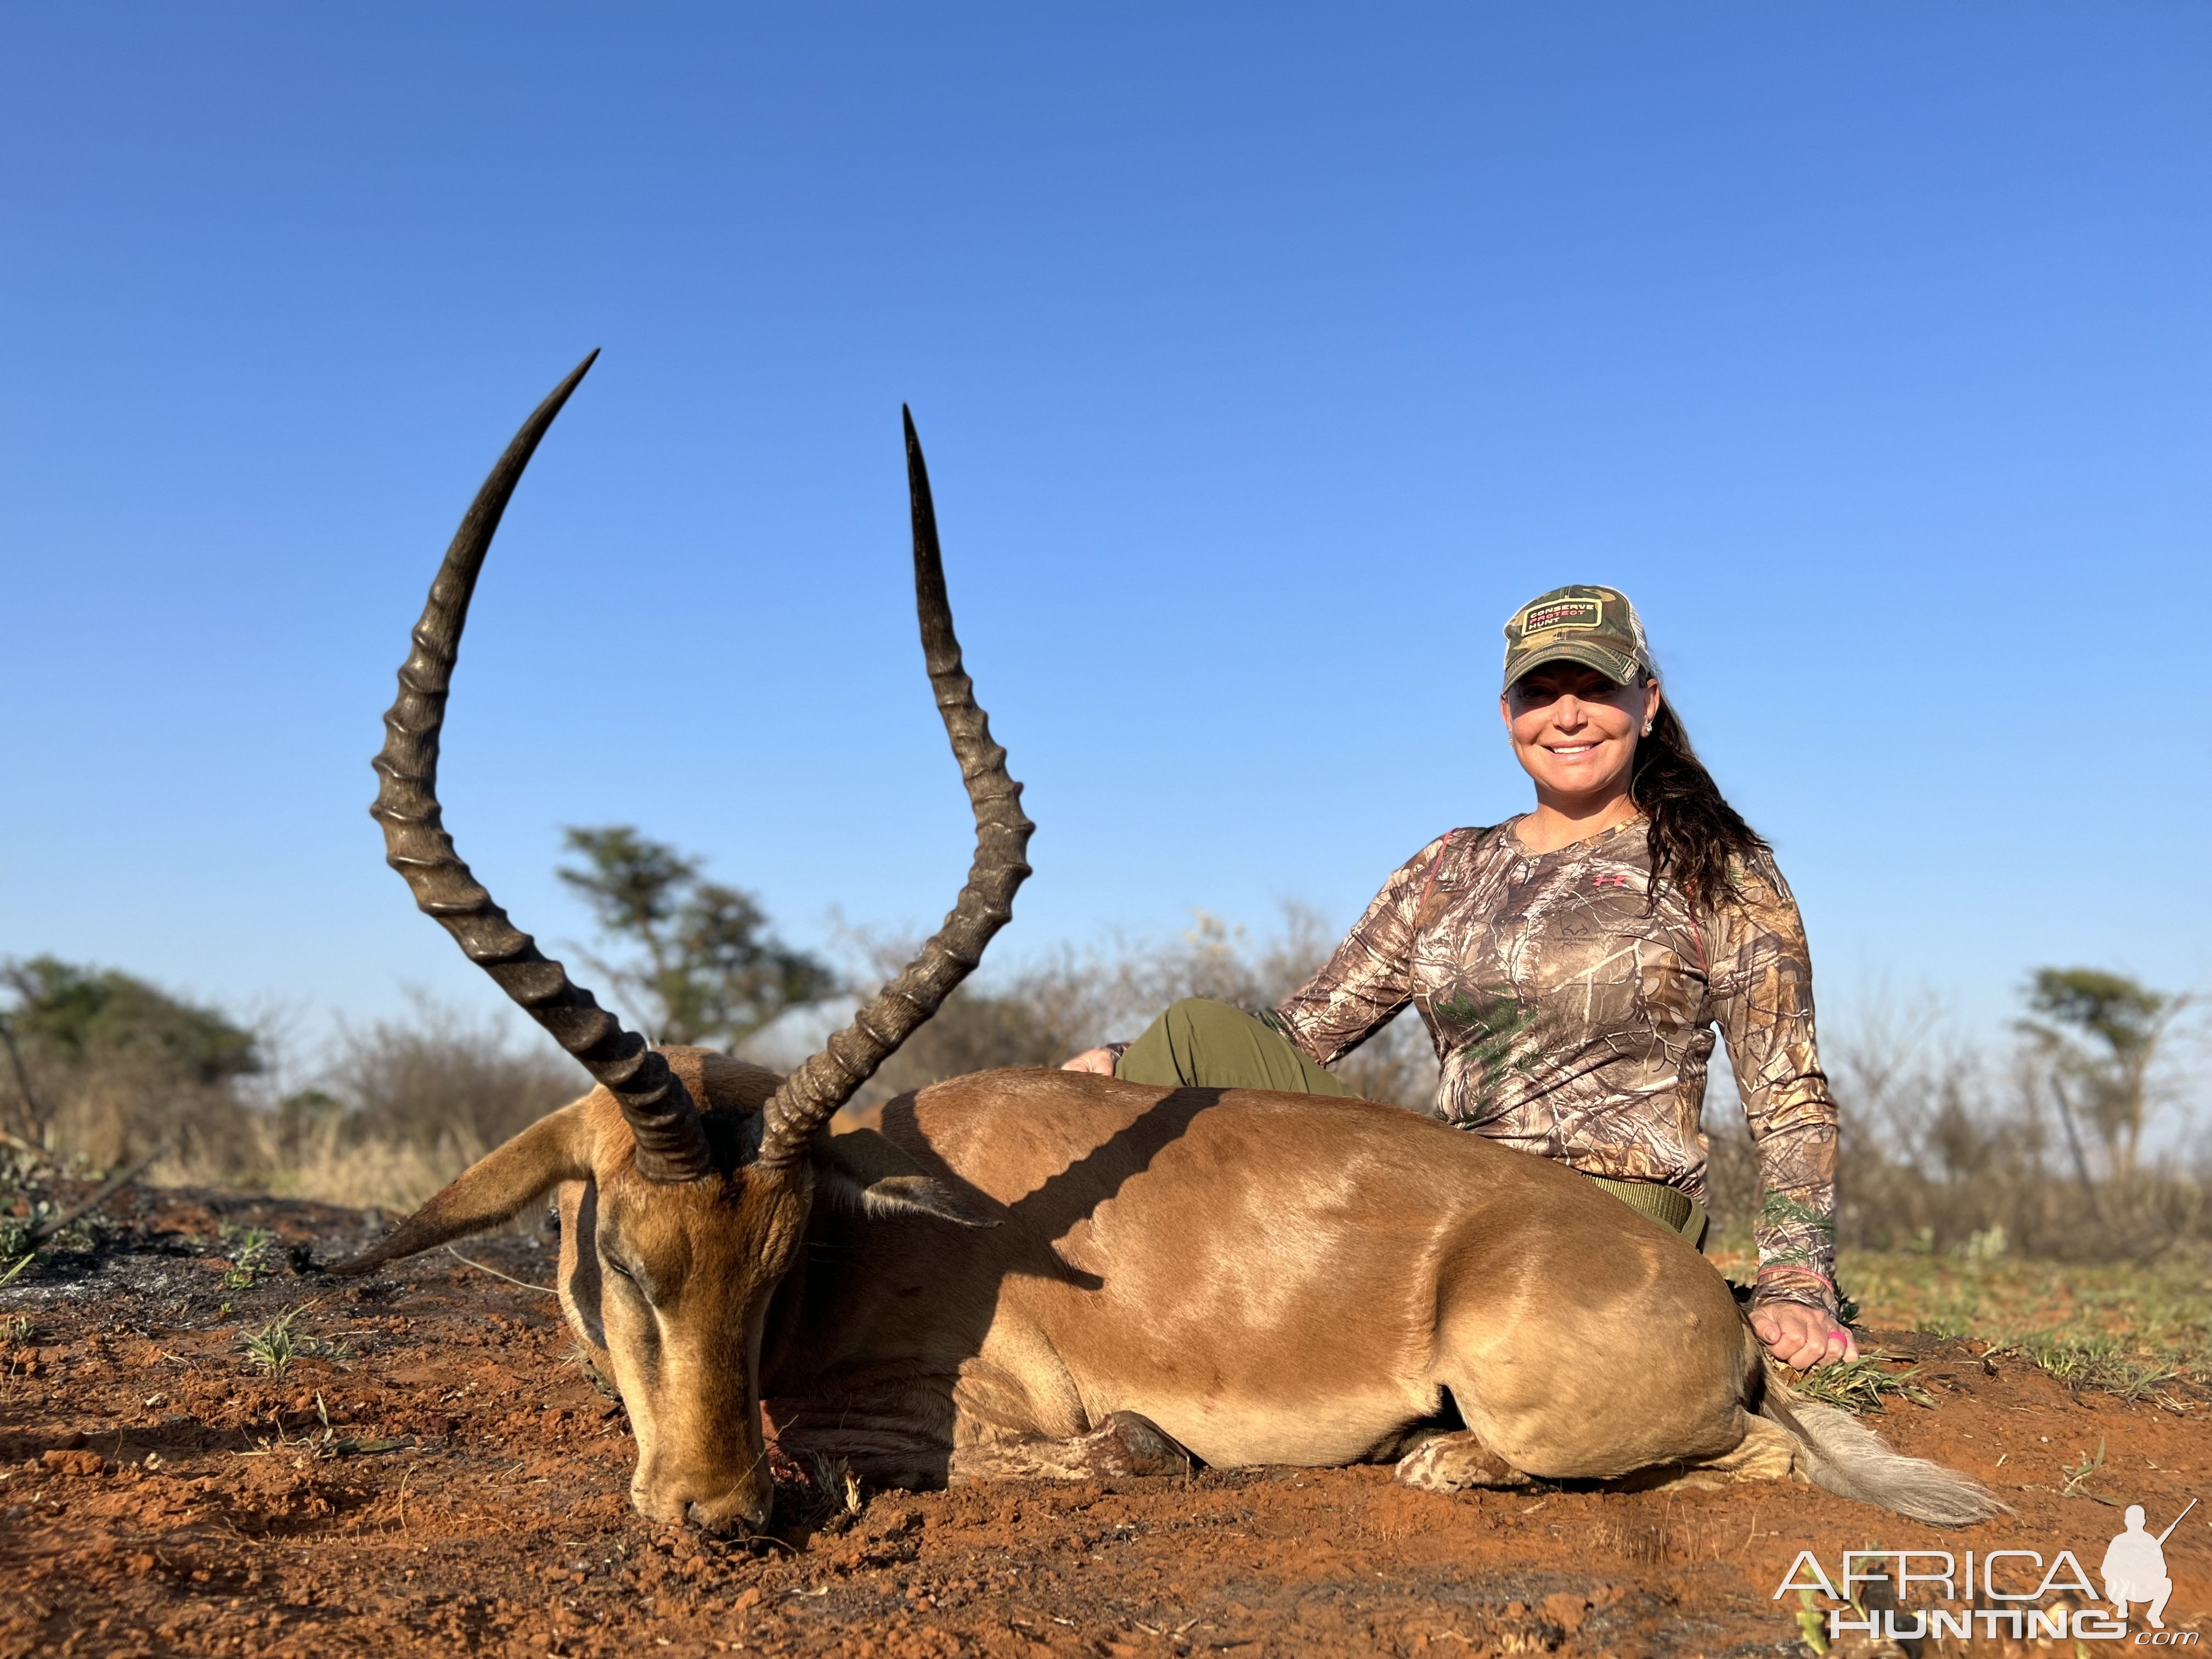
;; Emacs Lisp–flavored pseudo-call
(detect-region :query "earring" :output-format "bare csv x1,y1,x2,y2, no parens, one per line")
1641,722,1653,736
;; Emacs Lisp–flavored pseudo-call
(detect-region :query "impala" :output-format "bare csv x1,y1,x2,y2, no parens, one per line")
337,358,1997,1534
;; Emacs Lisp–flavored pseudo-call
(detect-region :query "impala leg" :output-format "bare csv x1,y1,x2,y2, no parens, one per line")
1655,1409,1802,1491
1395,1430,1538,1493
949,1412,1191,1483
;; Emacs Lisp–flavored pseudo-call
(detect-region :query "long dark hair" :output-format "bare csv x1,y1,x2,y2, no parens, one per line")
1629,674,1767,909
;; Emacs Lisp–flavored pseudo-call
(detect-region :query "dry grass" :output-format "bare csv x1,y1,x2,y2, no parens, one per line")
127,1104,493,1215
112,1000,575,1212
252,1121,490,1215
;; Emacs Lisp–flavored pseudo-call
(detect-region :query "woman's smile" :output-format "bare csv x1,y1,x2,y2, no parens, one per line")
1502,661,1659,836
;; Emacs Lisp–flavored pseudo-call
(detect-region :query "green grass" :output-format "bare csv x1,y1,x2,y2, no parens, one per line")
1707,1224,2210,1406
2004,1335,2185,1404
1791,1356,1935,1413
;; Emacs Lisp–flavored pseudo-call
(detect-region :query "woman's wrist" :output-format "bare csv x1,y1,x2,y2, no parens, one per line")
1751,1265,1840,1317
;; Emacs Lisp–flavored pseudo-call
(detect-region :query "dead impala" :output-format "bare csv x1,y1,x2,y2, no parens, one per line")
336,357,1998,1533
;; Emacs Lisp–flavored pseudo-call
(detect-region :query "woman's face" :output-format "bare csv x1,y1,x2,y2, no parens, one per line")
1499,662,1662,806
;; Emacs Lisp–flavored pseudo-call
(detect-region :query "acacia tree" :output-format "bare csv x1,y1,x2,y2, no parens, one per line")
2018,967,2187,1183
555,826,838,1048
0,956,262,1156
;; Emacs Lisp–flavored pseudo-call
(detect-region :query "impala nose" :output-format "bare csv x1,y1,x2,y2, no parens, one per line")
685,1482,772,1534
631,1470,771,1533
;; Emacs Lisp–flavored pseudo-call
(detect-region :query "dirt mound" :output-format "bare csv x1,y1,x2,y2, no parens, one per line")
1,1180,2203,1656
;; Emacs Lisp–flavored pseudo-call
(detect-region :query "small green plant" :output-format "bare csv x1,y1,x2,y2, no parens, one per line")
3,1314,33,1343
1793,1357,1934,1414
2060,1436,2111,1502
240,1307,304,1376
234,1302,344,1374
217,1222,277,1288
1793,1588,1830,1653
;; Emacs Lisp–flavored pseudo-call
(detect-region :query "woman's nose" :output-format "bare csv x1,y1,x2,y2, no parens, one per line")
1551,695,1587,729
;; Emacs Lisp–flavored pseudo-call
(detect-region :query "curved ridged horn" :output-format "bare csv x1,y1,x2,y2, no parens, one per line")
370,353,713,1184
757,409,1034,1167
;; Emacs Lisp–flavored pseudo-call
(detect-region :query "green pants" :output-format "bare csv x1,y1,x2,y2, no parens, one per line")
1115,997,1707,1249
1116,996,1362,1100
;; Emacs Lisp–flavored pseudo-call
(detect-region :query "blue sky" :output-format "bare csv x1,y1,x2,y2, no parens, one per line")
3,5,2207,1060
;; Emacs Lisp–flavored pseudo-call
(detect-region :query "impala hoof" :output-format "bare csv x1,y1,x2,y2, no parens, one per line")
1395,1431,1535,1493
1096,1412,1193,1479
947,1411,1193,1482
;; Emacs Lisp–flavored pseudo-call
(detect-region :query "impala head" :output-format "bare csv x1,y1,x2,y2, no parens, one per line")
332,354,1031,1532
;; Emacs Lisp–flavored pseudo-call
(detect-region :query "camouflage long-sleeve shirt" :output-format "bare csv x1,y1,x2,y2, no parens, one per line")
1273,816,1839,1314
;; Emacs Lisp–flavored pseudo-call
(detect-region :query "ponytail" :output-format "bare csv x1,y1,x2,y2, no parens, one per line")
1628,679,1767,908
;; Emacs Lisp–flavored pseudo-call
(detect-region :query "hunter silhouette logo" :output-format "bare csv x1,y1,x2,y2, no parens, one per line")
2106,1499,2194,1630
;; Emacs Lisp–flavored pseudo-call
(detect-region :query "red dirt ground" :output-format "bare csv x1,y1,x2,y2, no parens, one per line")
2,1182,2204,1658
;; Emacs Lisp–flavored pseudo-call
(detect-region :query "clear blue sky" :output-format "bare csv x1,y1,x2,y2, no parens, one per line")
3,5,2207,1057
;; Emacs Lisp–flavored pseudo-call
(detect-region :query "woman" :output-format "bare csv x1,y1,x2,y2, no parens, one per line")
1064,584,1853,1371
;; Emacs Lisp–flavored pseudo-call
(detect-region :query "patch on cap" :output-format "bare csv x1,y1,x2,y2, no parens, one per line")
1500,584,1651,691
1515,596,1604,637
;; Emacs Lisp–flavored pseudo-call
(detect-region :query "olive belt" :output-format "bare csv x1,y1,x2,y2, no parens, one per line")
1581,1172,1707,1249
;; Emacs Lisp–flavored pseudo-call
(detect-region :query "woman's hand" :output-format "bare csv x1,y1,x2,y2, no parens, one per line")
1751,1301,1859,1370
1060,1047,1118,1075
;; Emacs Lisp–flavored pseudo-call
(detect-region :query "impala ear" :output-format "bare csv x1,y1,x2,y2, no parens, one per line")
328,1101,594,1274
849,1172,1001,1228
814,1130,1000,1228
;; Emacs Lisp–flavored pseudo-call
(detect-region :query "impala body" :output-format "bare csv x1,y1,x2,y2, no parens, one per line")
600,1063,1761,1489
338,359,1998,1535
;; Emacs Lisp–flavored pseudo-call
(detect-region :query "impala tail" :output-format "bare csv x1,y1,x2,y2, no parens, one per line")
1750,1330,2005,1526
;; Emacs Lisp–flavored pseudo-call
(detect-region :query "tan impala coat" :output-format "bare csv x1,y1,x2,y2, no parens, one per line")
746,1069,1753,1486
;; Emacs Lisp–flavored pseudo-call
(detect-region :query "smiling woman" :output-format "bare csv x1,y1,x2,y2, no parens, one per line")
1065,584,1855,1372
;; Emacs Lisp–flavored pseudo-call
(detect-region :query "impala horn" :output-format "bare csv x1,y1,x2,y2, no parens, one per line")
369,352,713,1183
755,408,1034,1166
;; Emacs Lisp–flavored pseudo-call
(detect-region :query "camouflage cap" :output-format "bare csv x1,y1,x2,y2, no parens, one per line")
1500,584,1652,691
